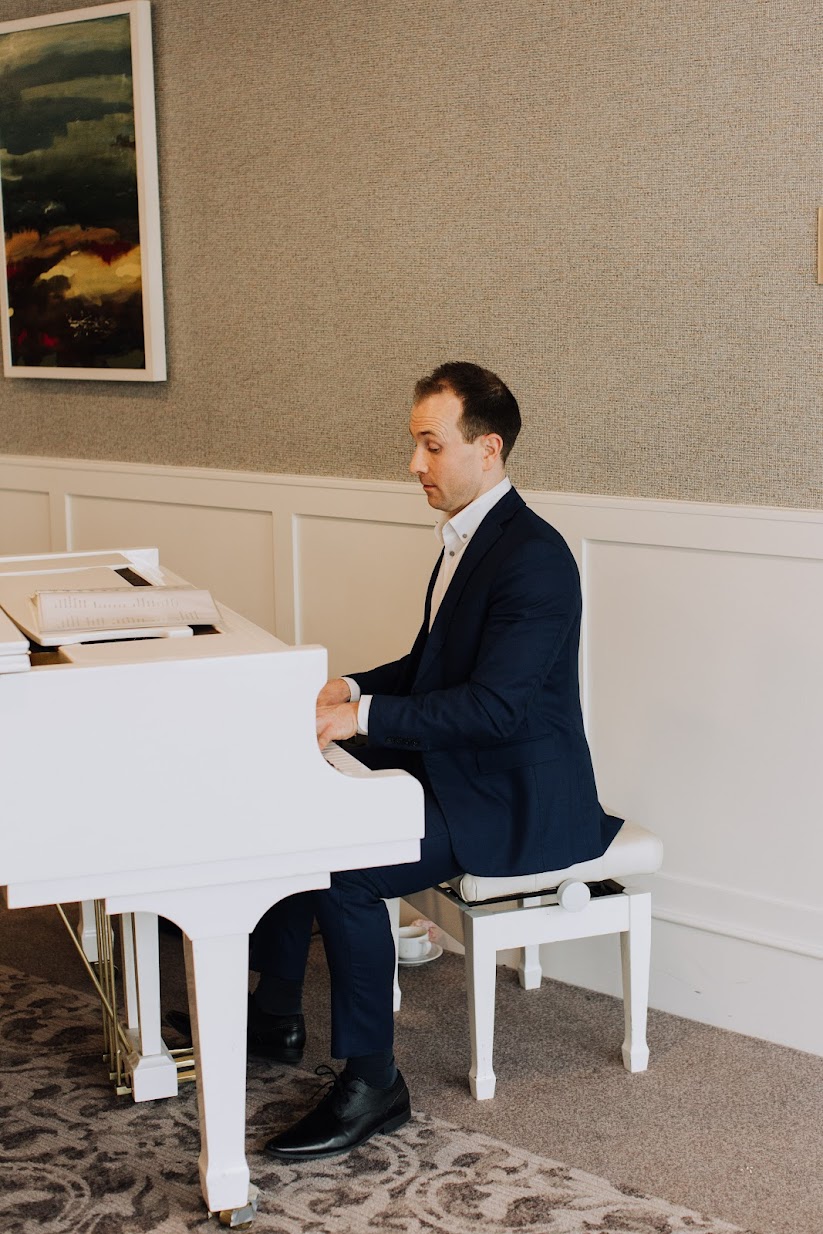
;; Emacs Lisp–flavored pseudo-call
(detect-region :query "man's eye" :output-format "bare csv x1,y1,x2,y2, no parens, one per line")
428,445,440,454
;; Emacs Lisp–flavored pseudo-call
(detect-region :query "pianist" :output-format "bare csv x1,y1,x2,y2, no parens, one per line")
257,361,621,1162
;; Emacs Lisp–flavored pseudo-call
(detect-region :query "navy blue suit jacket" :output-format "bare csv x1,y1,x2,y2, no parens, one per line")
350,487,621,877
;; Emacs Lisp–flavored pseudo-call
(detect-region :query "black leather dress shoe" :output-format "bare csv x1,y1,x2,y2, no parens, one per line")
264,1067,410,1161
163,995,305,1065
247,997,305,1064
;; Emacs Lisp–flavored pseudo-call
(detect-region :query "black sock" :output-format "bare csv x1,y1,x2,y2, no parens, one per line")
345,1050,397,1090
254,973,303,1017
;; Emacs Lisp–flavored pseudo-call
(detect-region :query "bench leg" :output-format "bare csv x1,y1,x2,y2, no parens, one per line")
464,913,497,1099
385,897,402,1013
517,896,543,989
620,889,651,1072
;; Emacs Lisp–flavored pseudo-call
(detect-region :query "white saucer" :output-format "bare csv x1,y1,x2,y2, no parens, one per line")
398,943,443,967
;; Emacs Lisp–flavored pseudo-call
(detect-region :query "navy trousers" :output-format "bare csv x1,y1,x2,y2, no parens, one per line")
251,774,461,1060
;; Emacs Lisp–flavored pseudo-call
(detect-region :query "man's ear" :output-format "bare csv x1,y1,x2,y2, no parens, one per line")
482,433,504,468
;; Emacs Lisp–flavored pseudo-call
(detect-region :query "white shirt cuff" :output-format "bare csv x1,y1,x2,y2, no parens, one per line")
357,695,372,735
341,677,369,733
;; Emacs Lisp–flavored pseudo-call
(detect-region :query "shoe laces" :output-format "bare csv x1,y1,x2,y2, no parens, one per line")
311,1063,343,1101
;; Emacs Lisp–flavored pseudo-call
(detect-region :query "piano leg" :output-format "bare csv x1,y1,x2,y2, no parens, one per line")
105,871,333,1223
183,930,257,1224
77,898,100,963
120,911,179,1101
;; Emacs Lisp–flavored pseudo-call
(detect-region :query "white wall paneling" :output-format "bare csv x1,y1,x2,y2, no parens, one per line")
530,493,823,1056
1,454,821,1056
293,513,435,678
69,495,278,636
0,486,51,555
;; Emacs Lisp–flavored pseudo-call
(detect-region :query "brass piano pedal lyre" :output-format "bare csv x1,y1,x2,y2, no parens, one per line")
55,900,133,1096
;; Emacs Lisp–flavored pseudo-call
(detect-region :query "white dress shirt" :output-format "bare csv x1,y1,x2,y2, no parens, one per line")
345,476,512,734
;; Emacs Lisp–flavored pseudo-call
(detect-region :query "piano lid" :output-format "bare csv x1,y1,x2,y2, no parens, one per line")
0,551,135,577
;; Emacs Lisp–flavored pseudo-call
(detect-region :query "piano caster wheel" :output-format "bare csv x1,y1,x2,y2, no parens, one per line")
217,1184,260,1229
218,1216,252,1232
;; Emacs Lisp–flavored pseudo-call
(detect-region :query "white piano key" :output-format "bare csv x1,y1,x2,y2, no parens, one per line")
322,742,373,776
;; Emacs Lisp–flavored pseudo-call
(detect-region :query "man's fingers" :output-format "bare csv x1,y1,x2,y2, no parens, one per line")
315,702,357,748
317,678,350,708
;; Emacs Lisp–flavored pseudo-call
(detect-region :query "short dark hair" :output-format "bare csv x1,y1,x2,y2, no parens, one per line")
413,361,521,462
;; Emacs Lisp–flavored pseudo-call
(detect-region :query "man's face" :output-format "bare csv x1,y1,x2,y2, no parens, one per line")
409,389,499,519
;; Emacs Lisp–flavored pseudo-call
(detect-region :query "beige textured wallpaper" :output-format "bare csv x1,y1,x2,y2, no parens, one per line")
0,0,821,508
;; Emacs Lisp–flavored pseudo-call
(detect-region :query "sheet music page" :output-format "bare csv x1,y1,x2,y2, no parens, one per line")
33,587,220,637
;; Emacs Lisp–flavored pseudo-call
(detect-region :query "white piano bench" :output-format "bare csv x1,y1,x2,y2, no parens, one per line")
395,819,663,1100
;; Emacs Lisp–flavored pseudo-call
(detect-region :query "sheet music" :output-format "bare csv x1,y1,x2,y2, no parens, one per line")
33,587,219,638
0,569,220,647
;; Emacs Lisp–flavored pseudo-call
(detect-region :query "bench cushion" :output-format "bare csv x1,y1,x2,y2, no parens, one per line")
452,820,663,904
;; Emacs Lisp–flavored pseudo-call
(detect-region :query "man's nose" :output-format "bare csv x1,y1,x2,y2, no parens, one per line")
410,447,426,476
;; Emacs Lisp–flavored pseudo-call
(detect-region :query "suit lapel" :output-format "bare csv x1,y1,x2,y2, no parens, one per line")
401,548,444,686
422,548,444,631
415,488,524,681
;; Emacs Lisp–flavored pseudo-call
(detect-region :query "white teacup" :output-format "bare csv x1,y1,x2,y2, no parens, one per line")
398,924,431,961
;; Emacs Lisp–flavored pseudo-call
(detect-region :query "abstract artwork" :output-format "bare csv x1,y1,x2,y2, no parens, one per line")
0,1,165,380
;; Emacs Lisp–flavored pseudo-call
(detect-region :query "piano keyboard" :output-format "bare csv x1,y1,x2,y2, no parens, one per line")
322,742,373,777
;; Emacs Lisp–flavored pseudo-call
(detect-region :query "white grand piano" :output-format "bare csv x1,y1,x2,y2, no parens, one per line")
0,547,424,1225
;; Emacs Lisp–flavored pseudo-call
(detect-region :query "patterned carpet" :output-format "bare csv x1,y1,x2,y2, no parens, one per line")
0,964,756,1234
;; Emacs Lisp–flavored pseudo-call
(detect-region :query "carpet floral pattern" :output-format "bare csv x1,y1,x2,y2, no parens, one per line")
0,965,756,1234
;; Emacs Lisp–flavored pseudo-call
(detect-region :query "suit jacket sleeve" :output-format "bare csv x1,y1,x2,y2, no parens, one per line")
349,652,414,698
365,534,580,752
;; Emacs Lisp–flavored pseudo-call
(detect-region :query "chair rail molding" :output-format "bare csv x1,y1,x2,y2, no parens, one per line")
2,452,821,1056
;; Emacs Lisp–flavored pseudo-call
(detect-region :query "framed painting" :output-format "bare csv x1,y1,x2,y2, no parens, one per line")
0,1,165,380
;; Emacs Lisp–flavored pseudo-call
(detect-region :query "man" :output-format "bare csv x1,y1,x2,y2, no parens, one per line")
256,361,620,1162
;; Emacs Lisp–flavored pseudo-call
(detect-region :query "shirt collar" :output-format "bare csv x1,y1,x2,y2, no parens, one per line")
435,476,512,550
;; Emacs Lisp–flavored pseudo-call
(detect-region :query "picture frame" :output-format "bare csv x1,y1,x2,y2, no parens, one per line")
0,0,166,380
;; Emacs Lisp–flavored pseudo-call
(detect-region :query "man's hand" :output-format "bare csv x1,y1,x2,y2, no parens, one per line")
317,677,352,708
316,702,359,749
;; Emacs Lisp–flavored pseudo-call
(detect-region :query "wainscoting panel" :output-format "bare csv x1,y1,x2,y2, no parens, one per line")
68,494,277,635
0,486,51,555
526,493,823,1053
1,454,821,1055
293,513,435,679
583,538,823,909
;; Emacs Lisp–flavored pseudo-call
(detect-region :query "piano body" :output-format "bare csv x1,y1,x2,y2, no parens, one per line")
0,547,424,1224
